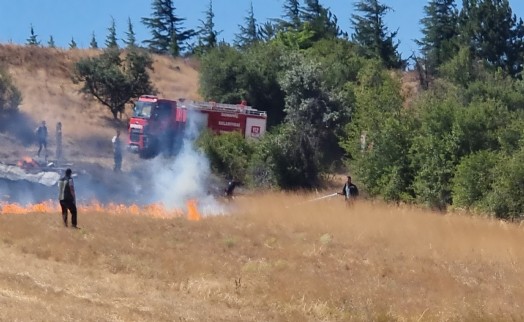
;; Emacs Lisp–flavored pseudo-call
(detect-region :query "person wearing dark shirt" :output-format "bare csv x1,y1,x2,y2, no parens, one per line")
224,179,240,200
338,175,359,202
58,168,78,228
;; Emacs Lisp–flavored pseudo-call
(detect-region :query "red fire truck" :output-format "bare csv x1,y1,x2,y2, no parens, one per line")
128,95,267,157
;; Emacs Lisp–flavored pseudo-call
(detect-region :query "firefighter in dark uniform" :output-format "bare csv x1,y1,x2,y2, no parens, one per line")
338,175,359,204
224,178,240,200
58,168,78,228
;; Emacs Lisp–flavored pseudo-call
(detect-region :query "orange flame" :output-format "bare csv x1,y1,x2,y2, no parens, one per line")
17,156,40,170
0,201,189,219
186,199,201,221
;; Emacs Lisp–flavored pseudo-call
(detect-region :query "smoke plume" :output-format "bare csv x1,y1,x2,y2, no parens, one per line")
149,110,225,215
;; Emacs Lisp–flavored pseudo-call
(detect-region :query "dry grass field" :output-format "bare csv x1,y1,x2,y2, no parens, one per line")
1,194,524,321
2,46,524,321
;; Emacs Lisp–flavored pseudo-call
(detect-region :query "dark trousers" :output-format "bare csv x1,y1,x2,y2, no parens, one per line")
38,139,47,156
114,153,122,172
60,200,77,227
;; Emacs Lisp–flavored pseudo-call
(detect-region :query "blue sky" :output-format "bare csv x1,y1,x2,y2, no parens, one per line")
1,0,523,58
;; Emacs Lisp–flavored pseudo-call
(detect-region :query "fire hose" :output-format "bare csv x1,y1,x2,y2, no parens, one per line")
285,192,340,208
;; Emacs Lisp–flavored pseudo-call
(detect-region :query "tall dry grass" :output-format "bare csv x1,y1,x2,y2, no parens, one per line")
1,193,523,321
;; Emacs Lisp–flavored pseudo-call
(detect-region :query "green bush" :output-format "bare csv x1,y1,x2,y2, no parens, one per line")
198,130,254,182
249,123,321,189
452,150,501,211
487,148,524,220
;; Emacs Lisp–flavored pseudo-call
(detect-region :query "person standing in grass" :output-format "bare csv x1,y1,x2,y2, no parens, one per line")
55,121,62,164
58,168,78,228
112,129,123,172
338,175,359,204
35,120,48,158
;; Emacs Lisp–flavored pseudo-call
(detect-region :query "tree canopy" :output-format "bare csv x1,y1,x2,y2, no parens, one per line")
73,49,155,119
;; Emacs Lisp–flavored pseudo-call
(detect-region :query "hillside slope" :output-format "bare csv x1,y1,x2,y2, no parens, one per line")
0,45,200,169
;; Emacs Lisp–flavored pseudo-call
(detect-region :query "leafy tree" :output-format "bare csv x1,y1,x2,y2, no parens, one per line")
199,44,247,103
280,52,349,136
26,24,40,46
251,123,321,189
74,49,155,119
200,43,286,126
487,147,524,219
69,37,77,49
280,52,349,170
198,130,254,181
105,17,119,49
356,115,416,202
459,0,524,76
341,60,408,200
142,0,195,56
307,38,365,89
452,150,501,211
90,32,99,49
410,96,460,209
0,65,22,115
47,35,56,48
124,17,137,48
497,113,524,154
247,44,287,126
351,0,404,69
234,2,259,48
273,25,316,50
417,0,459,74
438,45,476,87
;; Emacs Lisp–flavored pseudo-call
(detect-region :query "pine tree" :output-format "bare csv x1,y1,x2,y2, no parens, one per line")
417,0,459,73
47,35,56,48
275,0,301,31
142,0,195,56
26,24,40,46
234,2,259,48
300,0,341,39
351,0,403,69
90,32,99,49
196,0,219,50
105,17,119,49
459,0,524,76
69,37,77,49
124,17,137,48
258,22,277,41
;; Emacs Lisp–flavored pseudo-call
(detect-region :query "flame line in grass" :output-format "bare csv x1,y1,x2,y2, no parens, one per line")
0,199,201,221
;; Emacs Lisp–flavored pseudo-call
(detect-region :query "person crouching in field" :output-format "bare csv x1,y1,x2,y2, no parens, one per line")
338,175,359,205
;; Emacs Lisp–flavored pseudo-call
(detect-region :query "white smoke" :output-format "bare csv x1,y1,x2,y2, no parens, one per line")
150,110,225,215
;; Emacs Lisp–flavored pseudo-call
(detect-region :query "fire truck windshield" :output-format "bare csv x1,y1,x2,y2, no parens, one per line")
133,101,156,118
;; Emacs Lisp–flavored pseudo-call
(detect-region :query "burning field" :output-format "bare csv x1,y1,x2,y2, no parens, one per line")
1,194,524,321
0,199,201,220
